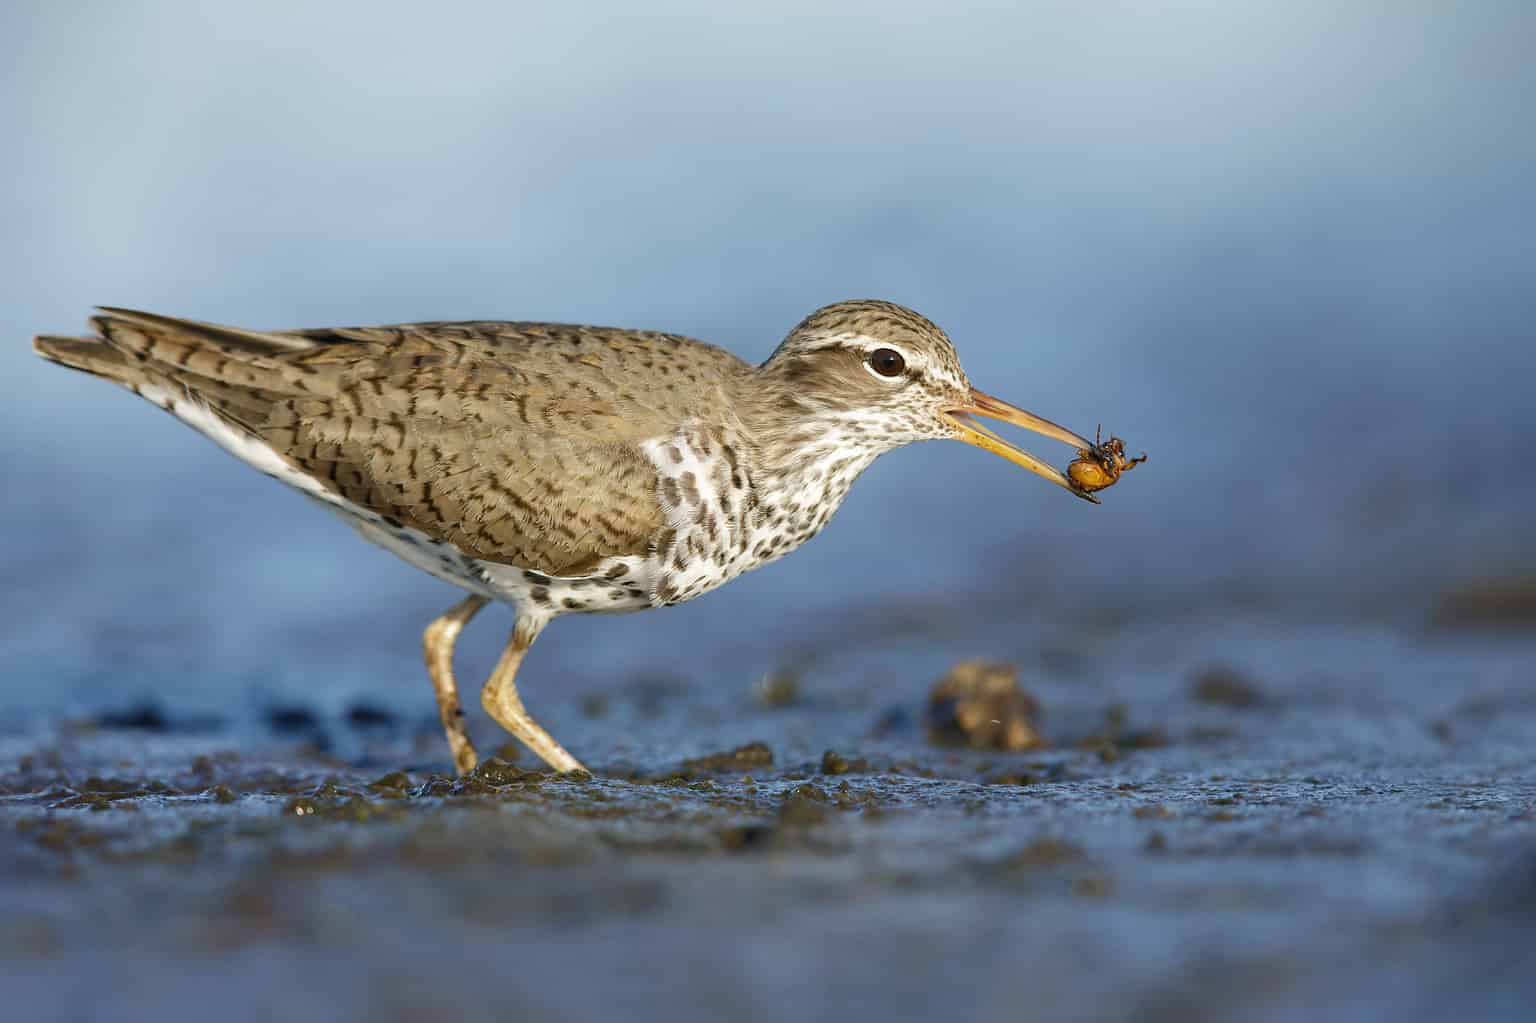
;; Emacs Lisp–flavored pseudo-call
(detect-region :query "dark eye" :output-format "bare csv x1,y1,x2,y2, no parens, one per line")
868,348,906,377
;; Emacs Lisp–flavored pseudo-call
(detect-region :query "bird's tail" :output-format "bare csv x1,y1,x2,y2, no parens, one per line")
33,307,328,430
32,332,139,383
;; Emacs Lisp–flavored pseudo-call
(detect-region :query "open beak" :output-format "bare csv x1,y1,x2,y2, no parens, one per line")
944,387,1101,503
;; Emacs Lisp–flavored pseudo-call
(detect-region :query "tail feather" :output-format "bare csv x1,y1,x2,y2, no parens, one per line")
62,308,330,396
92,306,315,354
33,335,136,381
35,309,330,435
34,334,275,431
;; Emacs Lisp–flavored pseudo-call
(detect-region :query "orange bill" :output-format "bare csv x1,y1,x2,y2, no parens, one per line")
944,387,1100,503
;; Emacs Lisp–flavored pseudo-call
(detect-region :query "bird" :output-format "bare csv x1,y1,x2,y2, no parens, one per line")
33,300,1104,775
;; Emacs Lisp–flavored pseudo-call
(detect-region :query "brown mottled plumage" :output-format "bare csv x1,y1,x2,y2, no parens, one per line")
34,300,1107,775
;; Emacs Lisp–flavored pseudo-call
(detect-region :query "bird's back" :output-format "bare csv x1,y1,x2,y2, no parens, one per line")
35,310,756,581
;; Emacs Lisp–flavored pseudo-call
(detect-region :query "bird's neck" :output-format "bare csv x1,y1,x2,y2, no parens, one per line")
731,375,892,548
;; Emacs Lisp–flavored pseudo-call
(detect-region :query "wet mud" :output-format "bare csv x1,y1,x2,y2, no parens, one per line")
4,614,1536,1022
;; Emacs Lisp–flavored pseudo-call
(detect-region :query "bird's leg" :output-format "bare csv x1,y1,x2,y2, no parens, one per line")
480,616,587,774
423,594,489,776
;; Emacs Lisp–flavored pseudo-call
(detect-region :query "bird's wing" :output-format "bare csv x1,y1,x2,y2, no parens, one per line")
73,312,748,575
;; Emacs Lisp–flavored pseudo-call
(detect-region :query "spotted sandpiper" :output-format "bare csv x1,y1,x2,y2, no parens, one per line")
35,300,1118,775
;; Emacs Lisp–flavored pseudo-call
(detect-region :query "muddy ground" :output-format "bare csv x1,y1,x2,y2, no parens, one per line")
4,608,1536,1022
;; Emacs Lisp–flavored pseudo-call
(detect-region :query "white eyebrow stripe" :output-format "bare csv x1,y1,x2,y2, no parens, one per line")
792,334,916,359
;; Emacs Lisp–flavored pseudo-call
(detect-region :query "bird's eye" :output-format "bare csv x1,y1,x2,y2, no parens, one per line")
868,348,906,378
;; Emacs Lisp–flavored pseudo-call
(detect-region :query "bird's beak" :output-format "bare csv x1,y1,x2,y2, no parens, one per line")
945,387,1101,503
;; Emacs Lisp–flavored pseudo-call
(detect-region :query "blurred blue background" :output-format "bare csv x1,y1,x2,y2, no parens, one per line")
3,1,1534,715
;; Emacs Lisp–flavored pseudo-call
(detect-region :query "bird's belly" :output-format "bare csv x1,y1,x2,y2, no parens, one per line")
344,512,500,597
346,515,656,616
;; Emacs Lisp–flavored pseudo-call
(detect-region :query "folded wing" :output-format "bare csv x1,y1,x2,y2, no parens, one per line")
37,310,744,575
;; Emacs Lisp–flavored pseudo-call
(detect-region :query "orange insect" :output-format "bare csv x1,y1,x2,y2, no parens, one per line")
1066,428,1147,493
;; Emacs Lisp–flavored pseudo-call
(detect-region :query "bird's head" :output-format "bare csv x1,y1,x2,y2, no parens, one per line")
759,299,1100,502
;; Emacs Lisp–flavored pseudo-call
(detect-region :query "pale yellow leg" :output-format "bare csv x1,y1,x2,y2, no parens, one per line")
480,618,587,774
423,594,489,776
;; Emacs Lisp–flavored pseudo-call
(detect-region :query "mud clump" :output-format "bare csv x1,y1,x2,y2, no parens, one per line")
1076,705,1170,761
754,672,802,708
89,703,222,734
344,702,398,732
1001,838,1085,868
262,704,332,755
778,784,832,829
1191,667,1266,709
94,703,170,732
716,782,872,852
820,750,871,776
47,777,183,810
365,771,414,797
470,757,539,787
281,781,405,823
990,838,1114,897
1431,577,1536,630
926,661,1045,752
436,757,553,795
18,817,109,855
716,824,775,851
677,742,774,777
1133,804,1176,820
264,705,323,735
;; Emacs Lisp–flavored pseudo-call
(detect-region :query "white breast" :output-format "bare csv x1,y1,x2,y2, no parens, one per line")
641,425,757,605
639,416,882,606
